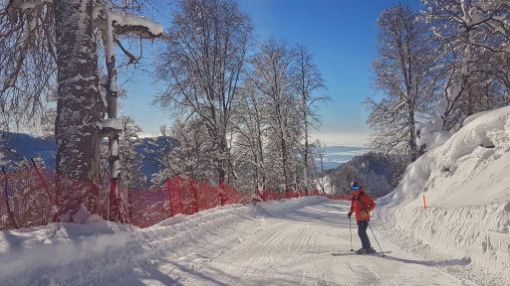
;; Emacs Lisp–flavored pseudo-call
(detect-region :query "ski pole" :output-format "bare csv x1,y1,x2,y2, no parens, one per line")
349,217,353,252
368,224,385,256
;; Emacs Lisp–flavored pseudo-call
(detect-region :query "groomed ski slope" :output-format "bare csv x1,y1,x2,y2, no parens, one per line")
1,197,495,286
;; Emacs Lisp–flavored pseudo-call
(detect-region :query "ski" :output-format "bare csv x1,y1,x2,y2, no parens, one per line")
331,251,391,257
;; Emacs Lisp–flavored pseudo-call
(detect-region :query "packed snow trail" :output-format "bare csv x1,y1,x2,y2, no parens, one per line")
0,198,486,285
104,199,469,286
166,200,466,286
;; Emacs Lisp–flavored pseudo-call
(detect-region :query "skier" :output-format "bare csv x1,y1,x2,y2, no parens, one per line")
347,179,377,254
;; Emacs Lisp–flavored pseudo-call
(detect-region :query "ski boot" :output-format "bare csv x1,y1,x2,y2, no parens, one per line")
365,247,376,254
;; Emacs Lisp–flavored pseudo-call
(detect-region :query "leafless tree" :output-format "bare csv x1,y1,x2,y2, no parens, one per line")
251,39,301,191
156,0,253,186
0,1,56,129
152,120,217,186
368,4,434,161
2,0,162,220
422,0,510,131
293,45,327,192
231,79,269,192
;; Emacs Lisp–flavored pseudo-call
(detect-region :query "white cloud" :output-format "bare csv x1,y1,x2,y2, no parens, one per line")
139,132,161,138
310,132,369,147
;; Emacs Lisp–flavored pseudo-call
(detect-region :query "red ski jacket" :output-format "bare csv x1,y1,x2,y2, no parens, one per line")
350,189,376,222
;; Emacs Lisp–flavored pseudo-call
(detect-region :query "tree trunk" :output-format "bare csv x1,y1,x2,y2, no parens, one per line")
280,136,289,191
303,118,309,194
54,0,101,221
407,99,418,162
104,5,122,221
218,135,227,185
257,128,266,192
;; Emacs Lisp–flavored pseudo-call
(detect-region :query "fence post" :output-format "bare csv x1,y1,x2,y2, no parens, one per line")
109,178,123,222
1,166,18,229
166,179,173,217
30,158,57,209
176,177,183,214
218,185,225,206
128,185,133,223
191,180,199,213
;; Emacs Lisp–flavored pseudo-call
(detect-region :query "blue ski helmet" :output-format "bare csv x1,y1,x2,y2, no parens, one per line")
351,179,361,191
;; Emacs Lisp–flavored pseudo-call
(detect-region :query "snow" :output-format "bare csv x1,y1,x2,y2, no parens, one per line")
9,0,52,11
111,12,164,38
0,197,499,285
417,117,451,151
379,105,510,283
100,118,123,131
316,175,335,194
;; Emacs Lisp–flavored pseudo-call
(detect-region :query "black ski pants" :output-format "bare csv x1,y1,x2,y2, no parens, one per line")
357,220,372,250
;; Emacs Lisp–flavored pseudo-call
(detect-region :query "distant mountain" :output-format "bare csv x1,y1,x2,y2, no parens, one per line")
1,132,56,170
133,136,179,186
2,133,367,185
1,132,178,183
326,152,408,197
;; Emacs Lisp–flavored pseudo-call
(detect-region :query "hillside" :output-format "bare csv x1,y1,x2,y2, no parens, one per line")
0,132,177,187
1,132,56,169
1,132,365,185
326,152,407,197
378,106,510,282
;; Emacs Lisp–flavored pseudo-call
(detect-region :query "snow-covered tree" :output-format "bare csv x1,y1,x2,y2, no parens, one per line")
0,1,55,129
293,45,327,191
156,0,253,186
152,120,217,186
368,4,435,161
40,107,57,139
118,116,144,189
0,136,6,167
1,0,162,220
422,0,510,131
251,39,303,191
311,139,327,194
231,79,269,192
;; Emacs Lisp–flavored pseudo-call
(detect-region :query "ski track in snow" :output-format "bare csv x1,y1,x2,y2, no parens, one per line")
1,199,498,285
178,200,466,286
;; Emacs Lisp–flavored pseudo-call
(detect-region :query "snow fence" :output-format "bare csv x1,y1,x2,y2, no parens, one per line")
0,165,347,230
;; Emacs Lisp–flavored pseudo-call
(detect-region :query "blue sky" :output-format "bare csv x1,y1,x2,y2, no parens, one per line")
121,0,421,146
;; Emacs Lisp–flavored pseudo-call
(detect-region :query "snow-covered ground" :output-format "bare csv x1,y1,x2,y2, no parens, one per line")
1,197,500,285
379,106,510,284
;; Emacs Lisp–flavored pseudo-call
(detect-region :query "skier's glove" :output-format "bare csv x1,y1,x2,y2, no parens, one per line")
347,211,352,219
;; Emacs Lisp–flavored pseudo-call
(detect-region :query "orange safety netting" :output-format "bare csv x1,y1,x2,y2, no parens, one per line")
0,166,349,230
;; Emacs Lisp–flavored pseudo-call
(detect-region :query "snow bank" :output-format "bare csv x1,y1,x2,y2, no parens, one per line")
0,197,325,285
379,106,510,281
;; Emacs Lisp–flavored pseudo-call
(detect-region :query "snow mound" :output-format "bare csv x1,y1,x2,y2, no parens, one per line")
0,197,325,285
379,106,510,281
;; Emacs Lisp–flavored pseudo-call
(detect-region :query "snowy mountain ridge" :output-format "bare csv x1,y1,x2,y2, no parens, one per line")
379,106,510,282
0,132,177,187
